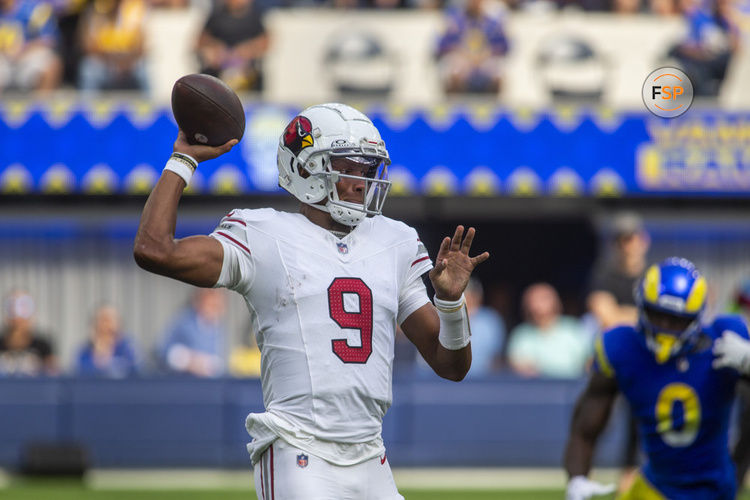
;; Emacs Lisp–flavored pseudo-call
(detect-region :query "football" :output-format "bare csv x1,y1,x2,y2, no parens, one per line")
171,74,246,147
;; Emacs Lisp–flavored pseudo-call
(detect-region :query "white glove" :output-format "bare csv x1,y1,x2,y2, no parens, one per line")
713,330,750,374
566,476,616,500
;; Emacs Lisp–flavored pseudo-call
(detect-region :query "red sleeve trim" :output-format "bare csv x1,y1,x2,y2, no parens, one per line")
216,231,251,256
222,218,246,226
411,255,430,267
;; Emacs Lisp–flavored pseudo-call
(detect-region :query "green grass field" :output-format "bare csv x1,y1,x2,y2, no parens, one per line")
0,485,572,500
4,479,750,500
4,483,750,500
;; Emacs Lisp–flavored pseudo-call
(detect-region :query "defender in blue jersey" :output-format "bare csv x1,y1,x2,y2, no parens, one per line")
565,257,750,500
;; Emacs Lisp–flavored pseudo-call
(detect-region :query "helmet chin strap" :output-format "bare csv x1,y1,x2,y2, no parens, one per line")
325,199,366,227
305,199,366,228
320,175,368,227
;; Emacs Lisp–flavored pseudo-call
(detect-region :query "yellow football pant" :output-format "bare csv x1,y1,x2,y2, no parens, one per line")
618,471,666,500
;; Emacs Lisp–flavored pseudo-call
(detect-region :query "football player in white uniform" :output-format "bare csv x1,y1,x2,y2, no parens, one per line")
134,103,489,500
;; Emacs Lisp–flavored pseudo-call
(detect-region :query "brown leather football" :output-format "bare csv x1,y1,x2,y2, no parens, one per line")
171,74,245,147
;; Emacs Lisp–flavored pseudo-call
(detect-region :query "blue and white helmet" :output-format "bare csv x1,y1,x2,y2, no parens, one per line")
276,103,391,226
634,257,708,362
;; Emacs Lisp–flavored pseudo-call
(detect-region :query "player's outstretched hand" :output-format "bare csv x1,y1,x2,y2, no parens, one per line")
566,476,616,500
173,130,238,163
713,330,750,374
428,226,489,301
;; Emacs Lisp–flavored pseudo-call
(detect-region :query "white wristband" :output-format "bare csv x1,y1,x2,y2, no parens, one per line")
164,152,198,186
434,294,471,350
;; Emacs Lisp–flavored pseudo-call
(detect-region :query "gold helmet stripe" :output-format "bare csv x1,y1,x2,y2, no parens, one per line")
643,265,661,304
685,276,707,314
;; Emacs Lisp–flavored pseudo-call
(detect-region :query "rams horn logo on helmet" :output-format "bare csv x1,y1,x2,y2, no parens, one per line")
283,116,314,156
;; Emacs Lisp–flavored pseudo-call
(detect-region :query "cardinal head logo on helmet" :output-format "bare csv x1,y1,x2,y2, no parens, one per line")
283,116,314,156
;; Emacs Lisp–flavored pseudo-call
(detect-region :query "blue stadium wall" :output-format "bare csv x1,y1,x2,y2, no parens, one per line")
1,102,749,197
0,375,628,469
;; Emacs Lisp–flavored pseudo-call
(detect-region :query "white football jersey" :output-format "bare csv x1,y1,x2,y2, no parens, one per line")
210,208,432,466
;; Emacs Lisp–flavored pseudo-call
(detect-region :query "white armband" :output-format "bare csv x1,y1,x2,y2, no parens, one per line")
434,294,471,350
164,152,198,186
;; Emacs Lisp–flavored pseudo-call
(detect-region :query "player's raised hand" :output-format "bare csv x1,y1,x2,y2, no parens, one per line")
173,130,238,164
429,226,489,301
566,476,616,500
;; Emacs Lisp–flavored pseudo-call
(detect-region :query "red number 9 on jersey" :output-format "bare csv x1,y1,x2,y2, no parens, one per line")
327,278,373,364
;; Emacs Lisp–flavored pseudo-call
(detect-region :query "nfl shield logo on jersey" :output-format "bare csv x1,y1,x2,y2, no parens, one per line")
296,453,309,468
336,242,349,254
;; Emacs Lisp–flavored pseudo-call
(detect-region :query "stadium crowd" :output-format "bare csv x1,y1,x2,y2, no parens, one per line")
0,0,744,96
3,215,750,384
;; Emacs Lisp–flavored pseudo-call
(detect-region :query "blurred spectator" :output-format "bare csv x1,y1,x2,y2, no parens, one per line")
78,0,149,92
464,278,505,377
613,0,640,14
409,0,443,9
229,323,261,378
150,0,212,8
649,0,676,16
150,0,188,6
75,303,138,378
330,0,409,7
0,0,62,93
365,0,409,8
159,288,228,377
197,0,268,91
587,213,649,332
436,0,508,94
731,279,750,492
52,0,89,87
414,279,505,378
587,212,649,493
667,0,737,96
507,283,588,378
0,290,57,376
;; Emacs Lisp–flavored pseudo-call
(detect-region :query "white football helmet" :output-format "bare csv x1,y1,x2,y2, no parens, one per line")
277,103,391,226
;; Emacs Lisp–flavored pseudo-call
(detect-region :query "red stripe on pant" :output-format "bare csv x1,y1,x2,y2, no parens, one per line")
260,453,265,500
270,444,275,500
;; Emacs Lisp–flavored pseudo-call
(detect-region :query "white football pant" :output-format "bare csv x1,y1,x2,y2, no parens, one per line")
253,439,403,500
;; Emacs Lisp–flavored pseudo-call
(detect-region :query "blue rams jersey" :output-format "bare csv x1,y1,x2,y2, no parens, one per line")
594,315,749,500
0,1,58,55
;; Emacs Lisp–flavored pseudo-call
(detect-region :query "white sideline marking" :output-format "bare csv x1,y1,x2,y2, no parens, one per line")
393,468,619,490
86,469,254,490
81,468,620,490
0,467,623,490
